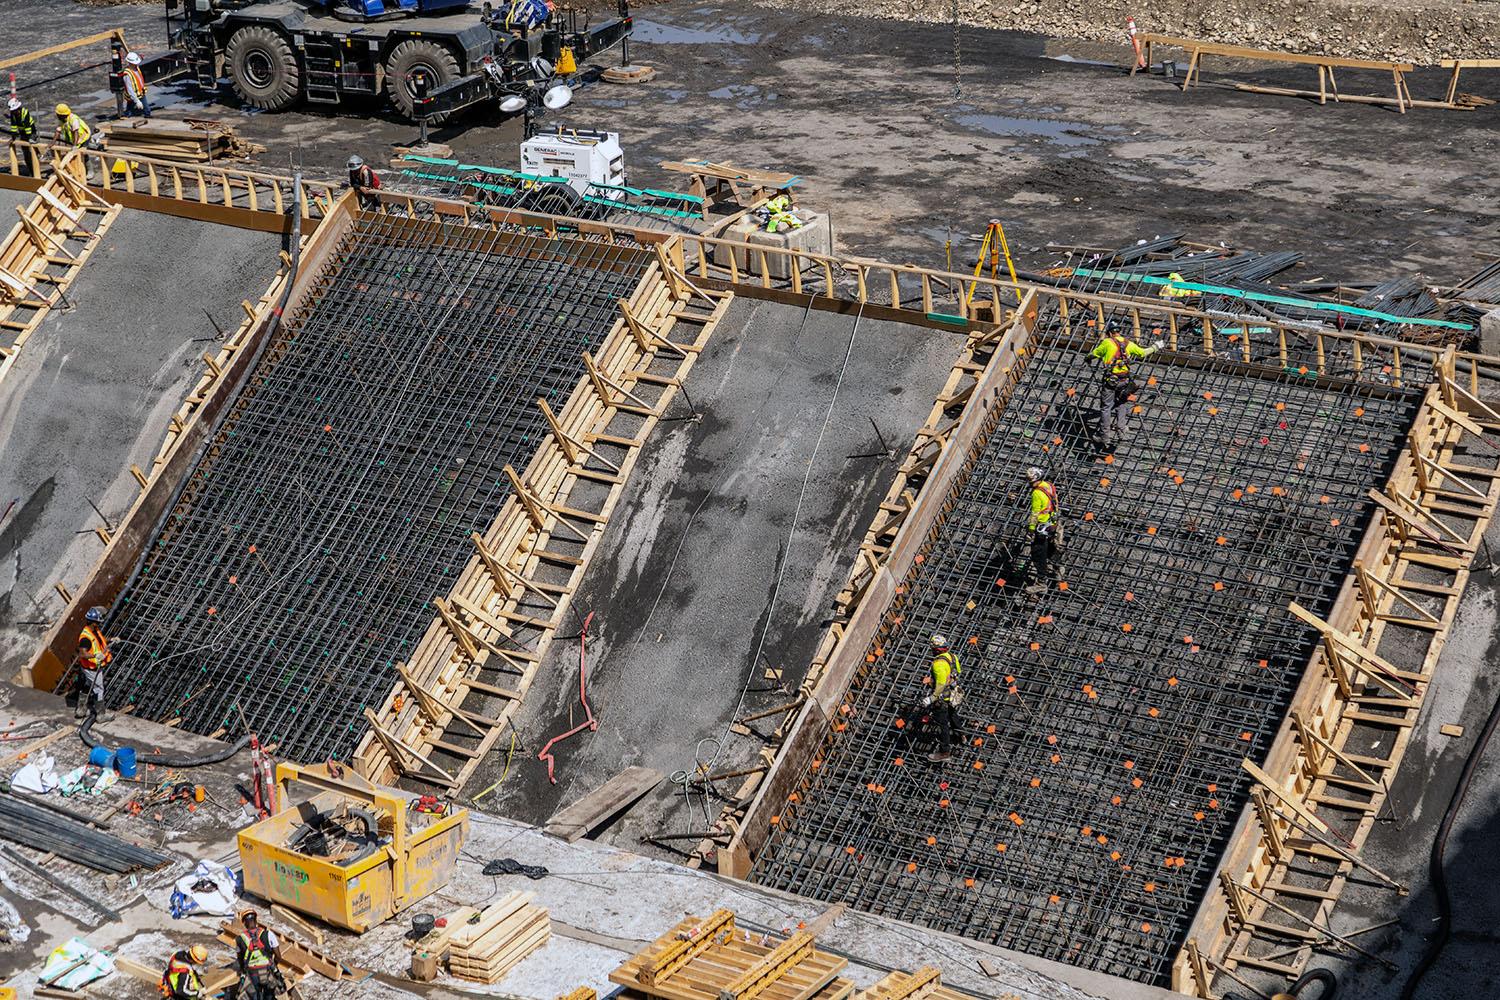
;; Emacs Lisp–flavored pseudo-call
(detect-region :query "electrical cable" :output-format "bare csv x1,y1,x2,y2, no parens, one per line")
1399,678,1500,1000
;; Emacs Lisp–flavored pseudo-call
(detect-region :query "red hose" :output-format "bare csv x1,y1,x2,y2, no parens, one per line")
537,611,598,784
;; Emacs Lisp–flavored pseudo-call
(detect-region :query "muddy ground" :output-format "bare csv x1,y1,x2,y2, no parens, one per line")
10,0,1500,296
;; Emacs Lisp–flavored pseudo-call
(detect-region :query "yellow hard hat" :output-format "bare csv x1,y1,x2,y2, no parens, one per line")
55,103,71,117
189,944,208,964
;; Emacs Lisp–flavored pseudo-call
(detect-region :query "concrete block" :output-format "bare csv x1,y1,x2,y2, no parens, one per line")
1481,307,1500,355
713,209,833,281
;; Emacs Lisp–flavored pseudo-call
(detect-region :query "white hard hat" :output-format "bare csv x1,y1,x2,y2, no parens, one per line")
930,634,949,649
6,98,19,111
347,154,364,169
126,51,142,65
1027,466,1044,481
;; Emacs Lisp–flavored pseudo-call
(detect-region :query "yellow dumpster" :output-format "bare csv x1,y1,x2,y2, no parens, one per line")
237,762,466,932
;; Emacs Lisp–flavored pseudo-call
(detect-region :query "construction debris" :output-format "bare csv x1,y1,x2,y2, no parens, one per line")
0,794,172,873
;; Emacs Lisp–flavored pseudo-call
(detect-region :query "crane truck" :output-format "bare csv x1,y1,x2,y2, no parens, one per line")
160,0,633,121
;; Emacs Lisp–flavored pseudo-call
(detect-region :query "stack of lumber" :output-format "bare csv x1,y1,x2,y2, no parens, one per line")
101,118,261,163
448,890,550,984
854,967,975,1000
610,909,853,1000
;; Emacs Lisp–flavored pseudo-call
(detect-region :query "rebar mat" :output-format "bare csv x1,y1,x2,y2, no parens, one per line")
104,213,651,761
751,336,1421,984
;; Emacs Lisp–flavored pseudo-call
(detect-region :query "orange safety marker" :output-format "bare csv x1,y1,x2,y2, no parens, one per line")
996,842,1007,852
1050,753,1061,763
1123,759,1134,769
1100,477,1112,487
1110,850,1121,861
229,575,239,585
846,845,857,855
1097,834,1108,845
893,756,905,766
1148,707,1159,717
1082,825,1092,836
973,736,984,747
907,862,918,873
1049,894,1061,904
1038,615,1054,624
1046,734,1058,744
1121,623,1133,632
206,607,217,616
770,814,781,825
986,724,997,734
1029,777,1040,787
1331,518,1342,526
1111,795,1122,805
994,577,1006,588
1058,581,1069,591
973,761,984,771
965,877,976,888
1029,642,1040,651
1010,812,1024,825
1193,811,1205,821
1141,923,1152,933
1144,882,1156,892
1167,676,1179,686
926,835,937,846
1213,582,1224,591
914,554,924,564
1209,798,1220,809
1146,525,1157,536
1124,591,1135,601
1358,443,1370,453
1131,777,1143,788
1241,731,1253,741
968,635,980,645
1094,653,1105,664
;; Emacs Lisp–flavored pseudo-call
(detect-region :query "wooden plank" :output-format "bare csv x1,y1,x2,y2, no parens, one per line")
0,28,124,71
543,766,663,842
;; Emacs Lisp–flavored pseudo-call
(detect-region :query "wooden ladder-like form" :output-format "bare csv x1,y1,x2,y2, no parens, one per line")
0,152,121,386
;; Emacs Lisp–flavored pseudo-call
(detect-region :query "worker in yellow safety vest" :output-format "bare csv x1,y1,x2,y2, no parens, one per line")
923,634,962,762
236,910,283,1000
1159,271,1197,299
122,52,152,119
54,105,91,147
1024,467,1062,594
1089,324,1162,448
160,945,208,999
74,606,114,721
761,194,803,235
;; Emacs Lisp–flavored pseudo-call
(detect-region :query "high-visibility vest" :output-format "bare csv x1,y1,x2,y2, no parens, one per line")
930,650,961,700
8,107,36,139
1031,481,1057,529
159,953,202,998
59,114,90,146
239,927,273,970
79,625,112,671
1160,271,1195,298
123,66,147,101
1104,335,1132,376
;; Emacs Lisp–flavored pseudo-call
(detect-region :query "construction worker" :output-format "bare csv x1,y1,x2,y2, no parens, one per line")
924,634,962,762
235,909,282,1000
346,155,381,210
1089,325,1162,448
759,193,802,234
54,104,91,148
1024,467,1061,594
160,944,209,999
75,607,113,721
122,52,151,119
5,98,36,141
1159,271,1197,299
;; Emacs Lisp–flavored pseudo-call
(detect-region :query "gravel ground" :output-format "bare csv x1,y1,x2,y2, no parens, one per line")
771,0,1500,64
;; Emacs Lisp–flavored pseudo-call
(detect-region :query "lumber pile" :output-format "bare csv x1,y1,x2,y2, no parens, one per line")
610,909,853,1000
447,891,550,984
101,118,263,163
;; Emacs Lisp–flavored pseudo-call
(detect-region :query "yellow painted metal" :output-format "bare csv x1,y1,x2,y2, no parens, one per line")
237,762,467,932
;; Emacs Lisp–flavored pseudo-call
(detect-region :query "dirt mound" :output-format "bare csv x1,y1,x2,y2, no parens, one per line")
755,0,1500,64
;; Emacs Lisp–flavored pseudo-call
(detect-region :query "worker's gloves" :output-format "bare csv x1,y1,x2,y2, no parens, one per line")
1152,339,1165,351
921,696,933,707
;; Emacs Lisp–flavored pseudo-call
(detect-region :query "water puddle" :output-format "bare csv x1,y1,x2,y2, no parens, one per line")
630,20,762,45
954,112,1099,146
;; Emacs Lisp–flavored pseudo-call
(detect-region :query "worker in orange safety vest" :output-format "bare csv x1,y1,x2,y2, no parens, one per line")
122,51,152,118
75,606,114,721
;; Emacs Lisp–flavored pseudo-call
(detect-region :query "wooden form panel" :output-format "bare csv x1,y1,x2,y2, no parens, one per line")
1176,349,1500,995
0,151,120,388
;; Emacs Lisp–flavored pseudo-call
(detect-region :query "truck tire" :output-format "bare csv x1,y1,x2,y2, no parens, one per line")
386,39,461,122
226,26,301,111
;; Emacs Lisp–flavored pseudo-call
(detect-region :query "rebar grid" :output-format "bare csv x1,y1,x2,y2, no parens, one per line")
105,213,651,761
751,336,1420,984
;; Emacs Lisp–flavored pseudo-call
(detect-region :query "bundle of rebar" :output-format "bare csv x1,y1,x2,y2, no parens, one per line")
0,796,172,873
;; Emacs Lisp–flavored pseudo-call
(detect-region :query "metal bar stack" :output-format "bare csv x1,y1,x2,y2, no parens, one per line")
751,334,1420,985
104,213,651,762
0,795,172,873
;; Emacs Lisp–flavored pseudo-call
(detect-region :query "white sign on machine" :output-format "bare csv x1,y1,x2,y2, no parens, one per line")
520,129,626,199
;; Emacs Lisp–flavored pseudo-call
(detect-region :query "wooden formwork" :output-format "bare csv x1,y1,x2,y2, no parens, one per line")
0,150,120,387
352,241,734,789
1176,349,1500,996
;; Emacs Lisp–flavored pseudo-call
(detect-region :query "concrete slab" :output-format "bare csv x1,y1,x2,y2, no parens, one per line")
481,298,966,854
0,187,32,217
0,210,282,681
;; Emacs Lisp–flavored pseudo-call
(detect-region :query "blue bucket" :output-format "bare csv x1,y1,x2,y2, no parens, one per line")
88,745,115,769
114,746,138,779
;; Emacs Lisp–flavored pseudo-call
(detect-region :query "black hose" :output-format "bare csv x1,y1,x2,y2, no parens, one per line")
1400,680,1500,1000
78,709,250,767
1222,967,1336,1000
